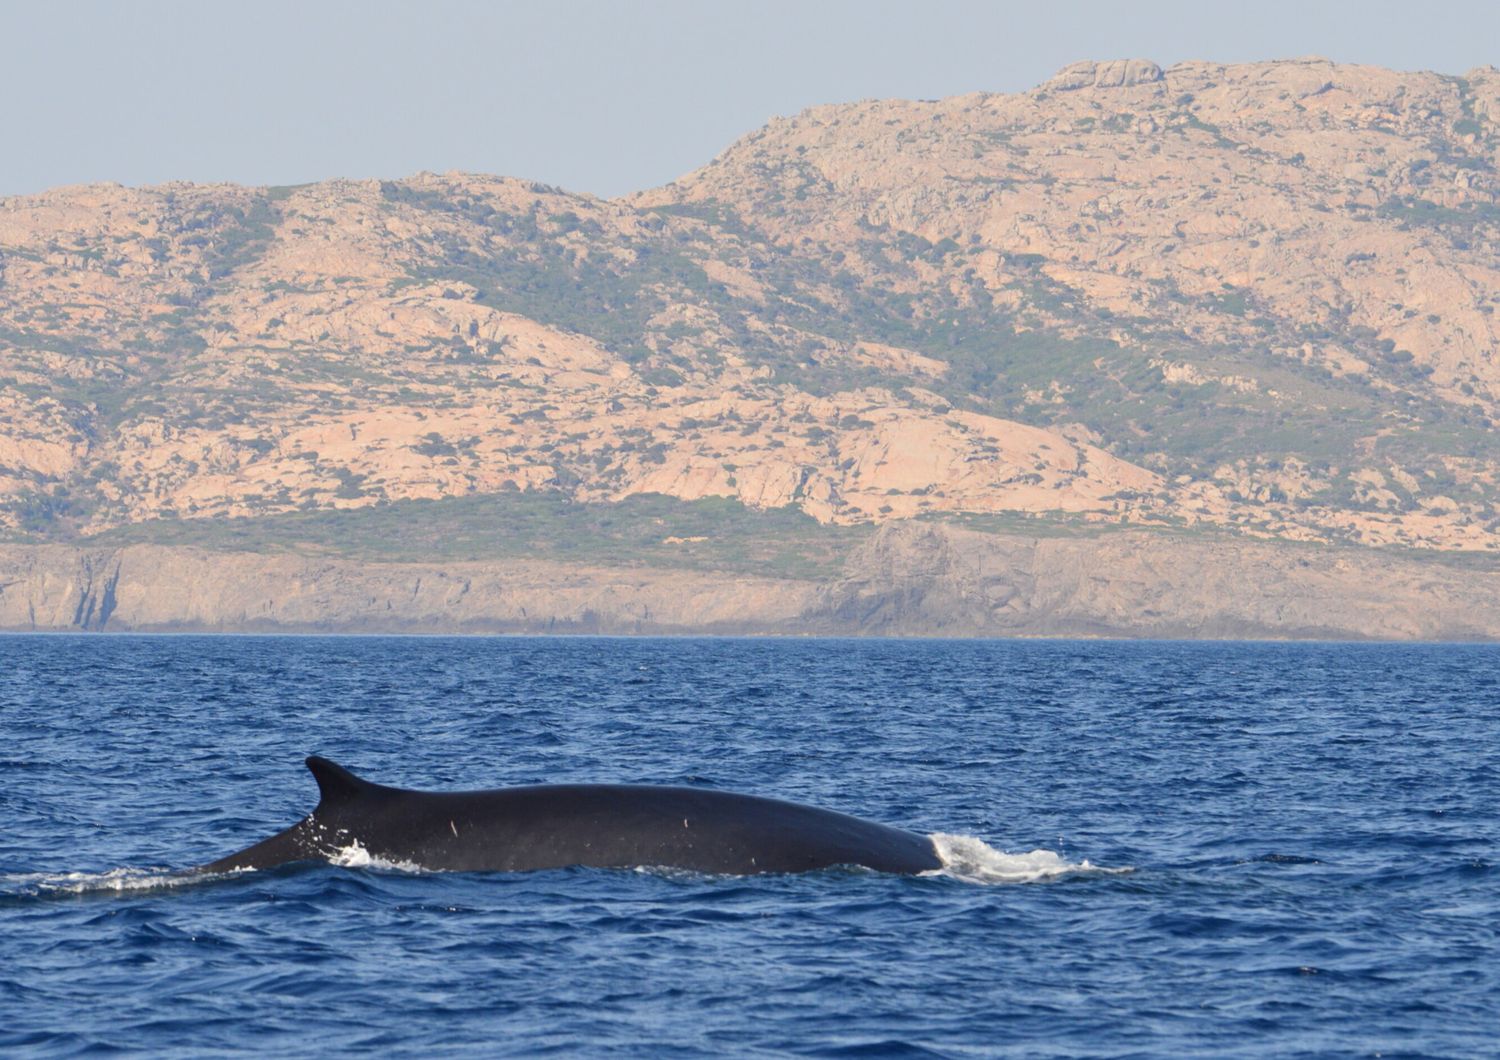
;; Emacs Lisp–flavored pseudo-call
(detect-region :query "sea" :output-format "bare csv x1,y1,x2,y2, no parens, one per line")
1,635,1496,1057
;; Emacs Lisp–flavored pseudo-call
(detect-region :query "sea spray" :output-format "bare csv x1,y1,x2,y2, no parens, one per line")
927,833,1127,884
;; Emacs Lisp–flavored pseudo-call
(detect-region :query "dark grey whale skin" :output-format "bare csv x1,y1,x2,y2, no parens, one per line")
197,757,942,876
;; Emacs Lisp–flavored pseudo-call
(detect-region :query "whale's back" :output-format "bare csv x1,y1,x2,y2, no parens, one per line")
198,758,941,876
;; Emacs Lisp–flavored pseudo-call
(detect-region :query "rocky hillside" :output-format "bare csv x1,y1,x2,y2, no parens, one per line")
2,58,1499,635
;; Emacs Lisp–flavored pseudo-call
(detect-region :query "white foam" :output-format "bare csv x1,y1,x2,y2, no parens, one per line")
2,867,190,896
926,833,1128,884
327,839,426,874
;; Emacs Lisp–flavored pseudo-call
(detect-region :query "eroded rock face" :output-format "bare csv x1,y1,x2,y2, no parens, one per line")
814,523,1500,640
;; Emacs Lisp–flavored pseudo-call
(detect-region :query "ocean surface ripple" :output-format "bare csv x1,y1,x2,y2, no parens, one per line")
1,636,1496,1056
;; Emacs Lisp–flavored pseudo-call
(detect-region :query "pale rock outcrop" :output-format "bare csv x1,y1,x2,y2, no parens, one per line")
1045,59,1165,92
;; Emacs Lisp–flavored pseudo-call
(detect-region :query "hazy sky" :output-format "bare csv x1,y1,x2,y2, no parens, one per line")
4,0,1496,200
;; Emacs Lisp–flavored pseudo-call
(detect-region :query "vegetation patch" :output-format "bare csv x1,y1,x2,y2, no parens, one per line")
85,492,875,579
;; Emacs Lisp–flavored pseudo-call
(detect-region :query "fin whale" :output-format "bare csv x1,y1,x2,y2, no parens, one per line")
196,757,943,876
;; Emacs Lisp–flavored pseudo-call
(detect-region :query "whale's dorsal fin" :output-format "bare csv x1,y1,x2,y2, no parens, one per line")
305,756,380,808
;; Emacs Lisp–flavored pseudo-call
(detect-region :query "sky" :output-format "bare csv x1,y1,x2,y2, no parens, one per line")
3,0,1497,200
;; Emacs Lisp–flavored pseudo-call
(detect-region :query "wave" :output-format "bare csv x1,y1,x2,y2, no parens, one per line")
927,833,1128,884
0,867,194,898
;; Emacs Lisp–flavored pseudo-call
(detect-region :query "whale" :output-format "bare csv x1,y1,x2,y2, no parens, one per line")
196,757,943,876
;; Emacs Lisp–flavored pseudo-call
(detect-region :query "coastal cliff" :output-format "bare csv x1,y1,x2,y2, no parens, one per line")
4,524,1495,639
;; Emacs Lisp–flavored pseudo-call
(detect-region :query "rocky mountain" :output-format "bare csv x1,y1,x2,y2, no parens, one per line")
2,58,1498,634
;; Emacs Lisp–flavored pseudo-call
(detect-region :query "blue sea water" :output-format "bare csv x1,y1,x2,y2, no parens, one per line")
1,636,1496,1058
